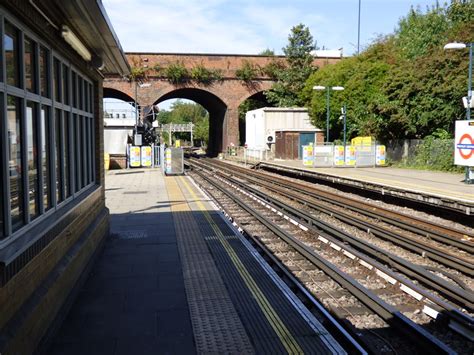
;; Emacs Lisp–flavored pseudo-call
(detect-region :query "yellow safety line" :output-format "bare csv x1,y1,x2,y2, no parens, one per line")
179,176,304,354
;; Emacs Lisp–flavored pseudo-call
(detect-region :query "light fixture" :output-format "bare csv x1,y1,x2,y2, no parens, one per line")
444,42,467,50
61,25,92,62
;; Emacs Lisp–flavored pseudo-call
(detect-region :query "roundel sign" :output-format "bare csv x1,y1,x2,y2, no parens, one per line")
454,120,474,166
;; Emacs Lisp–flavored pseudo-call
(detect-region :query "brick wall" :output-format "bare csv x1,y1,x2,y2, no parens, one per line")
0,1,110,353
104,53,339,153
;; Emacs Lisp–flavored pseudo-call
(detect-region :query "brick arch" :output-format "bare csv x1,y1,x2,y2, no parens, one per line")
103,87,135,103
154,87,228,155
104,52,340,152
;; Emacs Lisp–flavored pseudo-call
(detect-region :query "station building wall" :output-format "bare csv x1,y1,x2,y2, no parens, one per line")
0,3,109,353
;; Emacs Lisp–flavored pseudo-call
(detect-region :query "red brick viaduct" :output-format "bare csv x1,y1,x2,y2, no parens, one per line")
104,53,339,154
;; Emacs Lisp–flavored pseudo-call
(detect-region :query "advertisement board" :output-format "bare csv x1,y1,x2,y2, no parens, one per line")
334,146,345,166
345,146,356,166
454,120,474,167
129,146,141,167
302,145,313,166
376,145,386,166
141,146,152,167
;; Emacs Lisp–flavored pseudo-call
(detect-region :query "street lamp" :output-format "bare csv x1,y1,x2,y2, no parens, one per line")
444,42,473,184
313,85,344,142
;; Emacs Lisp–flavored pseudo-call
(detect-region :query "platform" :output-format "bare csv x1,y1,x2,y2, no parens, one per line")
46,168,346,354
255,160,474,215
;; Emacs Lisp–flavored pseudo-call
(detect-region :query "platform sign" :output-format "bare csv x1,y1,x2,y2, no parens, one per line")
302,145,313,166
129,146,141,167
454,120,474,167
376,145,386,166
141,146,152,167
334,146,345,166
345,146,356,166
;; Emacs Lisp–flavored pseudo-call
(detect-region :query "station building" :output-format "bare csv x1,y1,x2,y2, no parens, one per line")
0,1,129,353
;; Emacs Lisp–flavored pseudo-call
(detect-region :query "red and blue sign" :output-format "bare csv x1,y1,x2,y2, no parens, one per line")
454,121,474,166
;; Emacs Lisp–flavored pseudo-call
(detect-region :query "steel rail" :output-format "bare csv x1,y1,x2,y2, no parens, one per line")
189,159,473,275
188,160,474,338
191,160,474,310
225,164,473,276
191,167,456,354
207,158,474,253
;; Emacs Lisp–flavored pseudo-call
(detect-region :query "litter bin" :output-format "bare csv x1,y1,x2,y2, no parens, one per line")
104,153,110,170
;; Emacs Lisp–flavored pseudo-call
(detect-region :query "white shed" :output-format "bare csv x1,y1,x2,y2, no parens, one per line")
245,107,319,150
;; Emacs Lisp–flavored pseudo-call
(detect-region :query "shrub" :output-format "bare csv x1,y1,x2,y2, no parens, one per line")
236,60,260,82
164,61,190,84
190,64,223,85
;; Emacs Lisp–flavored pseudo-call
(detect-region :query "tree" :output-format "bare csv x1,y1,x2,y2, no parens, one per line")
301,0,473,143
157,100,209,146
265,24,316,107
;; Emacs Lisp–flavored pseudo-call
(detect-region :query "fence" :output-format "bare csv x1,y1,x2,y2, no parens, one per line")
386,139,460,171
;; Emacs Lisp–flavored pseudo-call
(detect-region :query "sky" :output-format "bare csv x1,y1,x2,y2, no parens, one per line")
102,0,440,111
102,0,440,56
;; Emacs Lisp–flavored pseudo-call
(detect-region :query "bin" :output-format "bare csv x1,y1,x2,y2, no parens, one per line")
104,153,110,170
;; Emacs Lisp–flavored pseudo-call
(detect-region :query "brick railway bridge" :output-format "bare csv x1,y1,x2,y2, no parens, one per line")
104,53,339,154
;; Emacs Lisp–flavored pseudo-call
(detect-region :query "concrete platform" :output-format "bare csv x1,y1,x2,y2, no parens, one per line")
46,168,346,354
256,160,474,215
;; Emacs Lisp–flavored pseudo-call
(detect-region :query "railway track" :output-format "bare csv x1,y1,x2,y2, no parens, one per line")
190,159,474,281
186,157,474,354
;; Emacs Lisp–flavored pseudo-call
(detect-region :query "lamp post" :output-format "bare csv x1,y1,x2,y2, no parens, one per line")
313,85,344,142
444,42,473,184
340,104,347,147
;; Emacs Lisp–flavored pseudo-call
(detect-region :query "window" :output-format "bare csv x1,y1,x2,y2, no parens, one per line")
0,93,4,238
40,105,51,211
63,64,69,105
63,112,71,198
55,109,63,203
74,114,81,192
7,95,24,232
53,58,61,103
5,21,19,87
24,37,36,93
39,47,49,97
72,71,77,108
1,10,96,239
26,102,39,220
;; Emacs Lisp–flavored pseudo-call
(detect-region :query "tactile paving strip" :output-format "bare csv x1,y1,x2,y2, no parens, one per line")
166,178,254,354
181,176,345,355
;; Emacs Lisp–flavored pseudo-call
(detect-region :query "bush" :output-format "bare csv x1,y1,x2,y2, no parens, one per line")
190,64,223,85
236,60,260,82
164,61,190,84
397,137,463,172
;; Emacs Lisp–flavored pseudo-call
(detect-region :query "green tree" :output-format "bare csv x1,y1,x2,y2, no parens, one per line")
265,23,316,107
301,0,473,143
158,100,209,146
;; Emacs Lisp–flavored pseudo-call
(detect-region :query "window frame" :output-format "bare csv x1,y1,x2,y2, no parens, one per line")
0,9,97,243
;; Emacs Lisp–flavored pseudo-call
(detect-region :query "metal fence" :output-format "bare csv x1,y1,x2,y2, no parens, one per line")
313,144,334,167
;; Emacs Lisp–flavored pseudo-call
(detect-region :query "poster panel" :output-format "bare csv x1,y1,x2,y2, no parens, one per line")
302,145,313,166
129,146,141,167
141,146,152,167
376,145,386,166
334,146,344,166
345,146,356,166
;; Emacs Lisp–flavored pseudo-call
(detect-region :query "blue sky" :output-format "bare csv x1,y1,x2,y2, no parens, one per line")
102,0,440,111
103,0,440,56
